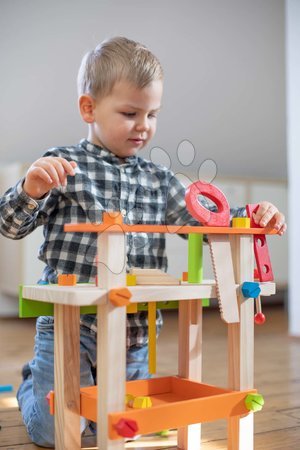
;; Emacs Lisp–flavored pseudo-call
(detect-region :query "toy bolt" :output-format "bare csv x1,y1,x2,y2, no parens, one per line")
254,296,266,325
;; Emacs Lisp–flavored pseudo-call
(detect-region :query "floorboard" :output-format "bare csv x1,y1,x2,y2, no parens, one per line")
0,305,299,449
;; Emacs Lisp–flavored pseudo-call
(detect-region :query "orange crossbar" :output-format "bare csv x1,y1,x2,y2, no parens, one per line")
79,376,256,439
65,223,277,235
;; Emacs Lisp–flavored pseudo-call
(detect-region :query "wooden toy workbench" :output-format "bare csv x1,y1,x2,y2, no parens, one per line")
21,181,278,450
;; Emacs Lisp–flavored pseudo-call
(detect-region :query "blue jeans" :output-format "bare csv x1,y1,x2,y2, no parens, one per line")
17,316,150,447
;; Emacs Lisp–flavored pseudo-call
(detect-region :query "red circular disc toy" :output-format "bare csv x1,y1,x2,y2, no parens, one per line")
185,180,230,227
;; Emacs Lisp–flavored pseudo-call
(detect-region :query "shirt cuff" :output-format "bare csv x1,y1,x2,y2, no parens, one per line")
16,178,49,212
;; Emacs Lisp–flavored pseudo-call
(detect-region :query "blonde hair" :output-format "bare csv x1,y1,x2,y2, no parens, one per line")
77,36,164,98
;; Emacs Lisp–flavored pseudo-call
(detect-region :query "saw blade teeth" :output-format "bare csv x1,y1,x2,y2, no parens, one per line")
208,235,239,323
208,238,223,316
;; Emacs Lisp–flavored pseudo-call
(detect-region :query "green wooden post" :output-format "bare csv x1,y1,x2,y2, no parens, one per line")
188,233,209,306
188,233,203,283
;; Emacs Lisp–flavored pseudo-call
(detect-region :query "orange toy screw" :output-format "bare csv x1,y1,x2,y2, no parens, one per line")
109,287,132,307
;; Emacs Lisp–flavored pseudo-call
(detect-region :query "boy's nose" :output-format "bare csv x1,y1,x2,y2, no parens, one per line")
135,117,150,132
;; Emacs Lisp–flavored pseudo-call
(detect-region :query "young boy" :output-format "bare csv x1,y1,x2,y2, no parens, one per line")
0,36,286,447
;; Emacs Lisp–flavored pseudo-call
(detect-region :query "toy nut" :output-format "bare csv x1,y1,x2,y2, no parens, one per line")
245,393,265,412
241,281,261,299
114,418,138,438
133,396,152,409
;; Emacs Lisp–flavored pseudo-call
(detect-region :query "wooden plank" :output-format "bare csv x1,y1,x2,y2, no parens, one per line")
177,300,203,449
228,235,255,450
54,304,81,450
131,268,180,285
125,429,177,448
22,284,107,306
129,282,275,304
0,305,299,450
21,281,276,307
97,231,126,450
200,426,300,450
0,445,44,450
208,235,239,323
0,407,24,426
1,415,299,450
133,276,180,285
65,223,279,235
0,408,97,449
0,423,34,446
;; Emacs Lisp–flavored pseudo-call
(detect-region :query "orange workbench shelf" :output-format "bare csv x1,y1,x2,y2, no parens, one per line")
80,376,255,440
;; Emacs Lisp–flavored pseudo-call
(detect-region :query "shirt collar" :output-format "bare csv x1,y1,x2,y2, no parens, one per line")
79,139,139,167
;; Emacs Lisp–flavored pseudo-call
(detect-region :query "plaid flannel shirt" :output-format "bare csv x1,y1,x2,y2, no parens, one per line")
0,139,245,347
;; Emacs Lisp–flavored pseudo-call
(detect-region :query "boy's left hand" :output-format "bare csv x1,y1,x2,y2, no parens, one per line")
252,201,287,236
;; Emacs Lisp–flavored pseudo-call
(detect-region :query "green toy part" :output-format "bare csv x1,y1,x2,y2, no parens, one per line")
156,429,170,437
188,233,203,283
245,393,265,412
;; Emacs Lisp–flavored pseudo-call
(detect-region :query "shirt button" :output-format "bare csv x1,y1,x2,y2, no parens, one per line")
28,203,35,210
121,209,127,217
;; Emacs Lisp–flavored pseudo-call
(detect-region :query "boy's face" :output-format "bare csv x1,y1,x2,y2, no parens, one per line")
86,79,163,159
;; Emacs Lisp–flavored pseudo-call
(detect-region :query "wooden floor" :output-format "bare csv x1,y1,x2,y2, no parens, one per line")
0,305,299,449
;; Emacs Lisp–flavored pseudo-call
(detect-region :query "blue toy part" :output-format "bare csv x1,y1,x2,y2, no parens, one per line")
0,384,13,393
241,281,261,299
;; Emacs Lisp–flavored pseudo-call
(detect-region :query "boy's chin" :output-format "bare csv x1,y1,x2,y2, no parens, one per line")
117,148,140,159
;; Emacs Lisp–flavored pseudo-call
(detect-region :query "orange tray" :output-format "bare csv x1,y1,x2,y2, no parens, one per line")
80,376,255,440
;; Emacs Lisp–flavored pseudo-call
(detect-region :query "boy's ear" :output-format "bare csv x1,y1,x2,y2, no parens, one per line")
79,95,96,123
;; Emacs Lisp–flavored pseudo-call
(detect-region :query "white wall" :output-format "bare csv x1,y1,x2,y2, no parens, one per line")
286,0,300,336
0,0,286,179
0,1,288,315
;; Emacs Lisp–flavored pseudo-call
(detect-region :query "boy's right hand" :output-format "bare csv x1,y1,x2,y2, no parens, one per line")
23,157,77,199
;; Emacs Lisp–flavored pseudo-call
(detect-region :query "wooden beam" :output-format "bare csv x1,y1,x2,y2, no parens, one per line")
228,235,255,450
97,231,126,450
178,300,203,449
54,304,81,450
21,281,276,306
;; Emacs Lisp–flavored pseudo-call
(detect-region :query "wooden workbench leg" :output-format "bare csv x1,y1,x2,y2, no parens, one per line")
54,304,81,450
97,230,126,450
228,235,254,450
177,299,203,450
